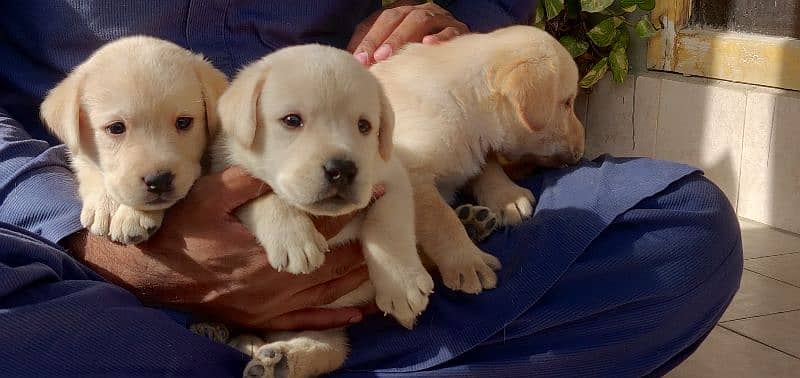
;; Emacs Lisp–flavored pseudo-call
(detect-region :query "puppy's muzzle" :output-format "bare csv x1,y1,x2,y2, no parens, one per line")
143,170,175,195
323,159,357,188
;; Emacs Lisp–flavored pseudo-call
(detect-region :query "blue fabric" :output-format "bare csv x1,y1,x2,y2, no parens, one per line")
0,111,83,244
0,223,248,377
0,0,536,146
0,0,535,246
0,156,743,377
337,156,742,377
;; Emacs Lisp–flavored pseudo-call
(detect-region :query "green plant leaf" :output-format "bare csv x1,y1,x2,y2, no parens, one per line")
615,27,630,48
599,7,624,16
621,4,637,12
579,57,609,88
580,0,614,13
638,0,655,11
608,44,628,83
543,0,565,20
617,0,638,8
533,2,546,28
587,16,624,47
634,16,659,38
560,36,590,57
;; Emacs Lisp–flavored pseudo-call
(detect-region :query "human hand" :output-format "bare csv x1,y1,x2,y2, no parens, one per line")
67,166,385,330
348,0,469,65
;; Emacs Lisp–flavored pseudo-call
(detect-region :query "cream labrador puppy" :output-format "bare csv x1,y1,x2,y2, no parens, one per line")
212,45,433,378
371,25,585,294
41,36,227,244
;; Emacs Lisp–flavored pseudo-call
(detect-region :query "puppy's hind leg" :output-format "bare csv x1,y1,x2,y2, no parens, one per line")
455,204,499,243
243,329,349,378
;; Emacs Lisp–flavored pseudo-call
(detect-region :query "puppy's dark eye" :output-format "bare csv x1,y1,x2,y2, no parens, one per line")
106,121,126,135
358,119,372,134
176,116,193,131
281,114,303,129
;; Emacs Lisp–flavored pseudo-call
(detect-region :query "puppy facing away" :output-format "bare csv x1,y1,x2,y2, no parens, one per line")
370,25,586,294
212,45,433,378
41,36,228,244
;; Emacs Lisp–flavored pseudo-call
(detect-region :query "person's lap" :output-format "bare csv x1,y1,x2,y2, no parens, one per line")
346,174,739,377
0,155,743,377
338,155,742,377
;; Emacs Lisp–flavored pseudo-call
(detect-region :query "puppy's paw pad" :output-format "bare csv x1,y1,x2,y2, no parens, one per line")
189,322,230,343
247,342,304,378
455,204,499,242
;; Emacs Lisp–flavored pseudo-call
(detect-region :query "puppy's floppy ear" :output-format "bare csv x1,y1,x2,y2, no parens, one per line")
192,56,229,140
40,71,85,152
377,84,395,161
487,54,556,132
217,61,268,147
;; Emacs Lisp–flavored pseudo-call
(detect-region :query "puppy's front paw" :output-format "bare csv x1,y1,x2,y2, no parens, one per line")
374,269,434,329
108,206,163,244
244,341,327,378
258,218,328,275
80,196,116,236
477,183,536,226
438,244,501,294
455,204,499,243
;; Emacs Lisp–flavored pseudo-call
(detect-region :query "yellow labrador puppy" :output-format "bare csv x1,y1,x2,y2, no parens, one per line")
41,36,227,244
371,25,586,294
212,45,433,378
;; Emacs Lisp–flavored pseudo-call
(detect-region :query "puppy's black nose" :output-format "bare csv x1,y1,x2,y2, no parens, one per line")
323,159,357,186
143,171,175,194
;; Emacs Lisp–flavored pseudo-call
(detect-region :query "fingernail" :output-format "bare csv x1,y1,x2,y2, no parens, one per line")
373,44,393,61
348,314,363,324
422,35,439,45
354,51,369,65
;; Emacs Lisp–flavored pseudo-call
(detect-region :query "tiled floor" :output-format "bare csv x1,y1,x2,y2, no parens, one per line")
668,218,800,377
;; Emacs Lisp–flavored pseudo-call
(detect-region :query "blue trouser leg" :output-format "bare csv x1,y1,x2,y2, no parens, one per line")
407,175,743,377
340,158,742,377
0,224,247,377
